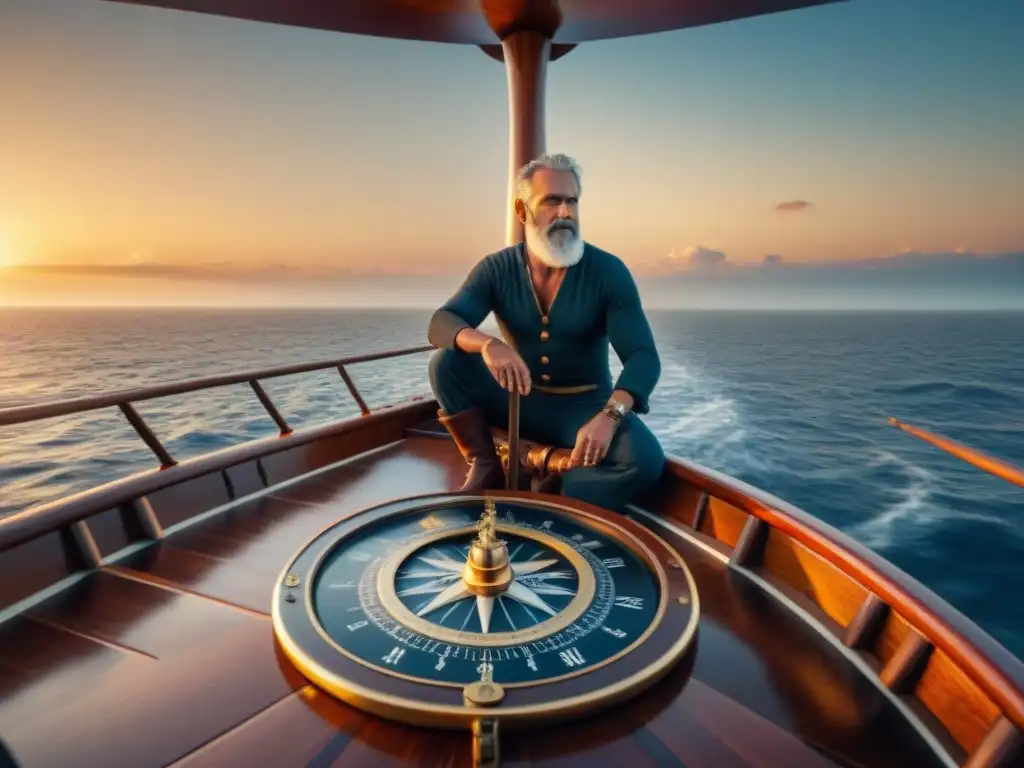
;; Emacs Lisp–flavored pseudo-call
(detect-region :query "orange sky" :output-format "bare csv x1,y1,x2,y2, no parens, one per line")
1,0,1022,307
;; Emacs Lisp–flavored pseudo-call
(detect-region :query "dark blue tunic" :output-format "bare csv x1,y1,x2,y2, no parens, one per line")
427,242,666,511
429,242,661,411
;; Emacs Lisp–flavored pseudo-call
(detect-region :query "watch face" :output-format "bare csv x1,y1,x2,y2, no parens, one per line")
607,402,626,417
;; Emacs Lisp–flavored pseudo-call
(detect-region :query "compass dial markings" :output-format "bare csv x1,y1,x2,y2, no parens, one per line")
525,582,576,597
396,569,458,580
397,576,460,597
308,501,667,687
506,581,558,616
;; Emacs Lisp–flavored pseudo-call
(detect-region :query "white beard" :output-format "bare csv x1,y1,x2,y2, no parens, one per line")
525,221,585,268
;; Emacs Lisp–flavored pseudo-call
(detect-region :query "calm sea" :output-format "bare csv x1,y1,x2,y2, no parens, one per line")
1,308,1022,659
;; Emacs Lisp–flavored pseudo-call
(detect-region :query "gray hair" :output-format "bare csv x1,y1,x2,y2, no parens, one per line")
514,153,582,203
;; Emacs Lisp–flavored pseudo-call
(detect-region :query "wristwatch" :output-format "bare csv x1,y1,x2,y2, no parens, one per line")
602,401,628,423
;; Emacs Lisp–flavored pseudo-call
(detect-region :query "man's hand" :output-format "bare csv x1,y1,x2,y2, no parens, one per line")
481,339,532,395
569,410,619,469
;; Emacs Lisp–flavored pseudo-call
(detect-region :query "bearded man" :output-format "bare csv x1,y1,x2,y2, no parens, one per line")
427,153,665,512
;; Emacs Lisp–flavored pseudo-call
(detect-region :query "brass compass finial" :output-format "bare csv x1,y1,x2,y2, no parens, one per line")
476,498,500,547
463,498,514,596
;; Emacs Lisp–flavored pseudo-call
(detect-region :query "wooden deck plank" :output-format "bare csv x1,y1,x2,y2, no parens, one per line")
269,435,464,502
169,687,361,768
0,616,144,724
24,569,255,657
172,653,840,767
111,544,274,614
675,678,838,767
499,661,700,767
1,570,304,767
115,438,464,614
173,684,472,768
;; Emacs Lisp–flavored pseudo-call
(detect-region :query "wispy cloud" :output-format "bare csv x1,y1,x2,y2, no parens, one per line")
640,245,730,275
6,260,436,282
775,200,813,212
635,247,1024,277
630,248,1024,308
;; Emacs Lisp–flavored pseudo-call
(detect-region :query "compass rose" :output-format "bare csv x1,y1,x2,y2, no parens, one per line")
396,499,576,633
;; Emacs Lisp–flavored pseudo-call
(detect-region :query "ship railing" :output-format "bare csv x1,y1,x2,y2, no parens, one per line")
648,453,1024,767
0,344,433,553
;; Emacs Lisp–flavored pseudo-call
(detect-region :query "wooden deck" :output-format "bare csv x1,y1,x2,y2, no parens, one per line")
0,432,955,767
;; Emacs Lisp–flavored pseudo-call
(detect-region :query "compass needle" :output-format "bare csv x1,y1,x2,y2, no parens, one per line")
397,576,458,597
396,569,459,580
506,581,558,616
510,558,559,576
476,596,495,633
526,583,577,597
416,580,472,616
419,556,465,573
519,570,574,581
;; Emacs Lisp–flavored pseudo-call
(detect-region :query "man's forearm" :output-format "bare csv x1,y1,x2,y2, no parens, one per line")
454,327,501,354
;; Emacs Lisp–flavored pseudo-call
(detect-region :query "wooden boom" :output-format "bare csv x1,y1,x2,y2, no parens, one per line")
888,417,1024,489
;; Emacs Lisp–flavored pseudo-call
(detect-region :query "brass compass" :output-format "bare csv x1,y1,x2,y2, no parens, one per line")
272,493,699,766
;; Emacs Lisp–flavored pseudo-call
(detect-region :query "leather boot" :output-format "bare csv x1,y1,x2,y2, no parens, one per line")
437,407,506,491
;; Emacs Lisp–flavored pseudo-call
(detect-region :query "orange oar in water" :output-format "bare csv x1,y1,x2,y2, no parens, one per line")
888,417,1024,489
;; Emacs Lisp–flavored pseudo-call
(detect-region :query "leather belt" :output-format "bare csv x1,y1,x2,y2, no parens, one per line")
532,383,597,395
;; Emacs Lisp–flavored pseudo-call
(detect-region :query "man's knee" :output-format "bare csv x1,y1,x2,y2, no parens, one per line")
428,348,457,397
429,347,500,419
620,417,666,491
428,347,480,393
559,418,665,510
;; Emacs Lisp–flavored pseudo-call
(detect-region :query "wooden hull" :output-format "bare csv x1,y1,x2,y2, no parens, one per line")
1,397,1021,767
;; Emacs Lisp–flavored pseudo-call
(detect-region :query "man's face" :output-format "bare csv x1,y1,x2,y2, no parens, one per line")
521,168,580,247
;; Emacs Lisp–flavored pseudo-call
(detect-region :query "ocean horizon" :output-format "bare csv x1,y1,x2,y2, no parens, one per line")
1,307,1022,662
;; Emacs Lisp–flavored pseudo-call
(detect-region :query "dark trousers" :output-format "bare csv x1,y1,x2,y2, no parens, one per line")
428,348,665,511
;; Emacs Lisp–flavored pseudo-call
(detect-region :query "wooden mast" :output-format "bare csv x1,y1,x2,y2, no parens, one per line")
501,31,550,246
478,1,566,245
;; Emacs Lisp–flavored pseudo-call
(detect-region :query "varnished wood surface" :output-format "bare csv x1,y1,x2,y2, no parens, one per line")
107,0,845,45
0,575,304,767
0,434,960,767
652,457,1024,764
